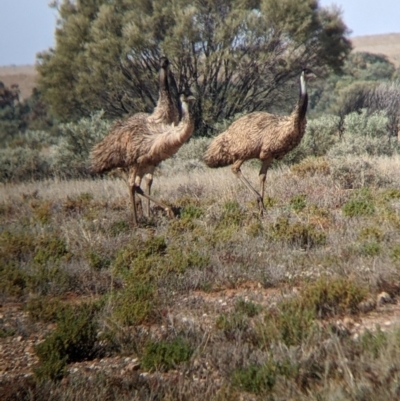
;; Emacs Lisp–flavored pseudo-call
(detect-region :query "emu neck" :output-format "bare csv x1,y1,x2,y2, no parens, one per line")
297,75,308,121
159,67,169,96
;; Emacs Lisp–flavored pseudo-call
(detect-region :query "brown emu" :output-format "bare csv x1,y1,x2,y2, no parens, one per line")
203,68,315,214
90,91,195,225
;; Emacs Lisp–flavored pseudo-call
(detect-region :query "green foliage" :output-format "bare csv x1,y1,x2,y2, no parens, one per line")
0,147,51,183
216,313,249,340
141,337,193,372
359,328,388,359
218,201,246,228
34,303,99,381
33,236,68,266
234,299,262,317
109,220,130,237
180,205,204,220
268,217,326,249
289,194,307,212
38,0,350,132
112,281,158,326
0,262,28,297
260,298,317,347
282,114,339,164
302,278,367,317
342,190,375,217
231,361,279,394
26,296,66,323
86,250,111,270
52,112,111,178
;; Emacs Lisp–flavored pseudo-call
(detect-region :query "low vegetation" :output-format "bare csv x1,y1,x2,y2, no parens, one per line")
1,147,400,400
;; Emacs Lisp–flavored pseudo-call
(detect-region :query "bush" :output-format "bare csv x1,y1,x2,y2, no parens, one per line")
141,337,193,372
281,114,339,165
328,110,399,158
34,303,99,381
52,111,111,178
0,147,51,183
329,156,392,189
342,190,375,217
267,217,326,249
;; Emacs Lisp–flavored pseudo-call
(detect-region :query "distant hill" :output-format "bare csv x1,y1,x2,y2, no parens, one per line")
0,33,399,101
0,65,36,101
351,33,400,67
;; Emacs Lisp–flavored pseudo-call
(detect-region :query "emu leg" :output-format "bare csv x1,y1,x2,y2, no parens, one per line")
143,166,155,217
231,160,264,214
135,187,175,219
258,158,272,215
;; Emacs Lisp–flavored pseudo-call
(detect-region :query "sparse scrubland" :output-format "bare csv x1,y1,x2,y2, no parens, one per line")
1,125,400,399
2,1,400,398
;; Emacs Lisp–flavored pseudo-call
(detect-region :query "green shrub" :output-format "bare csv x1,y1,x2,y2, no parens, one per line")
216,313,249,340
112,281,157,326
281,114,339,165
0,262,28,297
302,278,367,317
218,201,246,228
25,296,66,323
268,217,326,249
52,111,111,179
359,328,388,359
234,298,262,317
180,204,204,220
109,220,130,236
342,191,375,217
86,250,111,271
260,298,317,347
34,303,99,381
141,337,193,372
0,147,51,183
33,236,69,266
289,194,307,212
231,361,280,394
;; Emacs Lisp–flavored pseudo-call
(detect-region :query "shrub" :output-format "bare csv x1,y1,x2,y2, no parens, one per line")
141,337,193,372
289,194,307,212
231,359,292,394
216,313,249,340
112,281,158,326
291,156,330,177
330,157,391,189
235,298,262,317
281,114,339,165
342,190,375,217
268,217,326,249
302,278,367,317
34,303,99,381
0,147,51,183
52,111,111,179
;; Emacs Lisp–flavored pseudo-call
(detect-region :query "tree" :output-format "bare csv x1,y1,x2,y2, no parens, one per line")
37,0,351,135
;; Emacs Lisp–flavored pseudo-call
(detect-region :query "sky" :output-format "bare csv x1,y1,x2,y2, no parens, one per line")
0,0,399,66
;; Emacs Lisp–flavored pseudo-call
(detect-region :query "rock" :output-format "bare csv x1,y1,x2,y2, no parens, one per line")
377,292,391,306
358,298,376,313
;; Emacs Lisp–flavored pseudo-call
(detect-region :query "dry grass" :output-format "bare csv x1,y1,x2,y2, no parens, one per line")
1,154,400,400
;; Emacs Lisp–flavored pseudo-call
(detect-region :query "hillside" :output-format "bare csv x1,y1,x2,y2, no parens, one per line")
352,32,400,67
